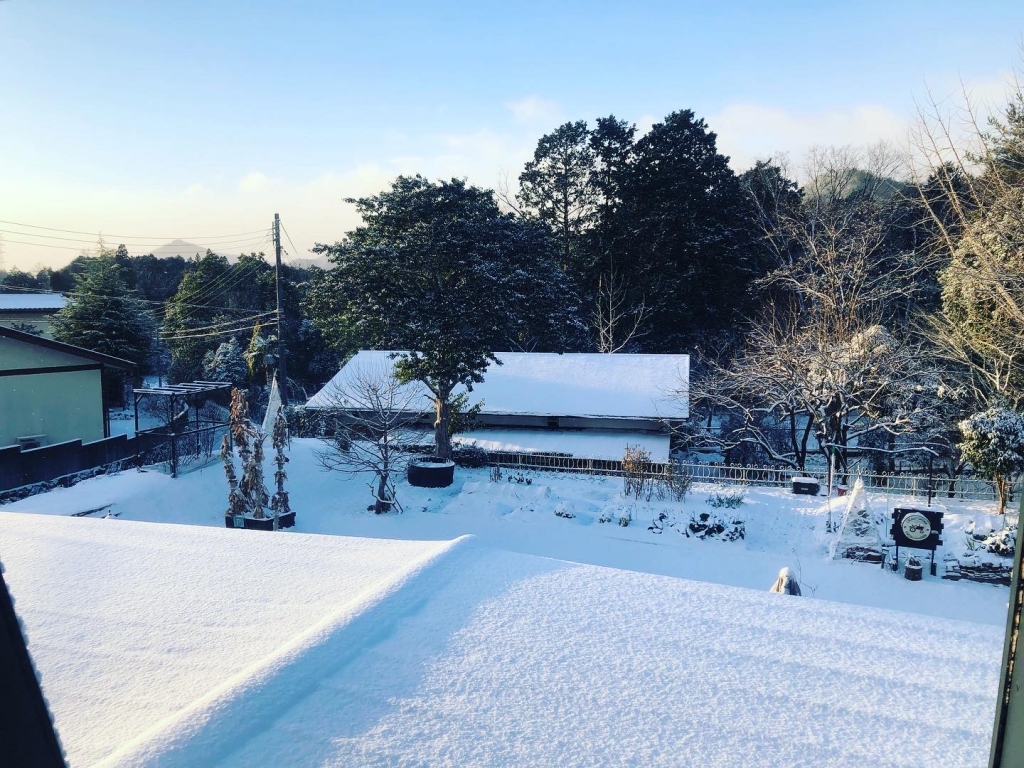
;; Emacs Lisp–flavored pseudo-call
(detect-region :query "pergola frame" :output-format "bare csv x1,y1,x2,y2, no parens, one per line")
132,381,232,435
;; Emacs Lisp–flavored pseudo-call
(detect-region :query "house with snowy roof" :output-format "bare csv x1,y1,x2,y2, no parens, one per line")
0,292,68,339
306,351,689,462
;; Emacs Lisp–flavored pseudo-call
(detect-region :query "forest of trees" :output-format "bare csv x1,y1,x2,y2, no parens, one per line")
4,68,1024,487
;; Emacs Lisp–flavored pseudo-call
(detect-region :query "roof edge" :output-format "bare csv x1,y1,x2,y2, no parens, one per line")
0,325,136,370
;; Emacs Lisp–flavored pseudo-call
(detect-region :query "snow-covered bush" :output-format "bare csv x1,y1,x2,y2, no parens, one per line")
686,511,745,540
554,502,576,519
452,446,488,468
622,445,654,501
705,489,746,509
965,520,1016,557
224,388,270,520
959,407,1024,513
655,464,692,502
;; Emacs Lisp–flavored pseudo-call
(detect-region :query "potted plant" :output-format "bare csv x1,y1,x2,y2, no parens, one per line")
408,456,455,488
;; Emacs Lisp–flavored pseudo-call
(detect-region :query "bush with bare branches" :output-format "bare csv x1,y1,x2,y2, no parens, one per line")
313,360,423,514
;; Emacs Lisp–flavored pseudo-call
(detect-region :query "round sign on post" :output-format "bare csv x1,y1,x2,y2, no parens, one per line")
890,508,944,552
899,511,932,543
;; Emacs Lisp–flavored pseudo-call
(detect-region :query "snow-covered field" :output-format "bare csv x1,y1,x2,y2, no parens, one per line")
1,513,1003,767
3,439,1011,626
0,438,1012,765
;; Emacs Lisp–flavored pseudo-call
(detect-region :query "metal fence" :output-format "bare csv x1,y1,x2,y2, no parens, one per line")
137,422,228,477
483,451,1015,503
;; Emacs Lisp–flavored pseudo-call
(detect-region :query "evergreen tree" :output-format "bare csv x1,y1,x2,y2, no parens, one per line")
308,175,582,459
162,251,233,382
959,407,1024,513
50,254,154,382
517,120,596,280
202,337,248,386
617,110,756,352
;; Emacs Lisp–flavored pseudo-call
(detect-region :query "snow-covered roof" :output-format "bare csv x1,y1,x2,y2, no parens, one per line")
450,428,671,462
307,351,689,419
0,512,999,766
0,293,67,311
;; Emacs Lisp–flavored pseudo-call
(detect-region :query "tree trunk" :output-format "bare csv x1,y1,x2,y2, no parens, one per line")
434,395,452,460
374,471,392,514
996,472,1007,515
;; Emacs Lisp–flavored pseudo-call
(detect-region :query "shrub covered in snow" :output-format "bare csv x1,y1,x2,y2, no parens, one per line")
452,446,489,468
554,502,576,519
686,511,745,540
705,489,746,509
959,407,1024,513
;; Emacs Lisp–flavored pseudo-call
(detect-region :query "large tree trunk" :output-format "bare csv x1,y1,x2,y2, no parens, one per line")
434,395,452,460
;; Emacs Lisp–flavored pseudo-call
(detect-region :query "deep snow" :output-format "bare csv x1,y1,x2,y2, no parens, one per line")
0,513,1003,767
3,438,1011,626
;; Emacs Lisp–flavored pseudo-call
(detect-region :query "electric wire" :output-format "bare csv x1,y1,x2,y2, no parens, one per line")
281,223,304,260
171,256,269,307
0,219,269,242
0,228,273,249
159,320,278,341
158,310,278,337
0,283,273,315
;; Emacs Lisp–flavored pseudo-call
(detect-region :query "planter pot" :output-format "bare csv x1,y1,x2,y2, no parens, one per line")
224,511,296,531
836,485,849,497
408,457,455,488
904,563,923,581
791,477,820,495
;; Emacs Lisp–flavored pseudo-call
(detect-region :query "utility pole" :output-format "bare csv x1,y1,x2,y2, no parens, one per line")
273,213,288,405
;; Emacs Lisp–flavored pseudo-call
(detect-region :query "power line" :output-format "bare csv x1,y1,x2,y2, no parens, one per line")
0,227,273,249
0,283,272,315
0,219,269,241
0,236,271,254
159,311,278,338
281,223,304,260
168,253,270,307
159,319,278,342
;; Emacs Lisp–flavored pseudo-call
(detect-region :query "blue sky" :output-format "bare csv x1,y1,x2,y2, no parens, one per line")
0,0,1020,269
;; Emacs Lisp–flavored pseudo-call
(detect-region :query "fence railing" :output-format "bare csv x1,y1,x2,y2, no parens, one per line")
136,422,228,477
483,451,1015,503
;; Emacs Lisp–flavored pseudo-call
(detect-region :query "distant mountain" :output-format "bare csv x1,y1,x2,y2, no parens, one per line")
148,240,209,260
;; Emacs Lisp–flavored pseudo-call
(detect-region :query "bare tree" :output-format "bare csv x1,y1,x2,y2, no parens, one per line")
910,67,1024,408
314,361,423,514
593,269,649,353
688,144,945,474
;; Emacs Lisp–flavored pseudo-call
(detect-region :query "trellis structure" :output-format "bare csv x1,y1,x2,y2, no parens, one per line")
132,381,232,477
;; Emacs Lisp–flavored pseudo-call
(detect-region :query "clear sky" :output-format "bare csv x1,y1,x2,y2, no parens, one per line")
0,0,1021,270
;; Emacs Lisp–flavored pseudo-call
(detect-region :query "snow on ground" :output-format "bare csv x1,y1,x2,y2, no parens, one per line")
3,438,1012,626
0,513,1003,767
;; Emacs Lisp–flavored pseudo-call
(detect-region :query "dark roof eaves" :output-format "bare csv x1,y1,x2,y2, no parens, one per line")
0,325,136,370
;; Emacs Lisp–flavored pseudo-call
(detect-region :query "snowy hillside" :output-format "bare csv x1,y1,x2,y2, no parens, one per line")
0,513,1002,767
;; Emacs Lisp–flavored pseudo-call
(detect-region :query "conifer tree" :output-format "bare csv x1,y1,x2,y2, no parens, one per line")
51,254,154,382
